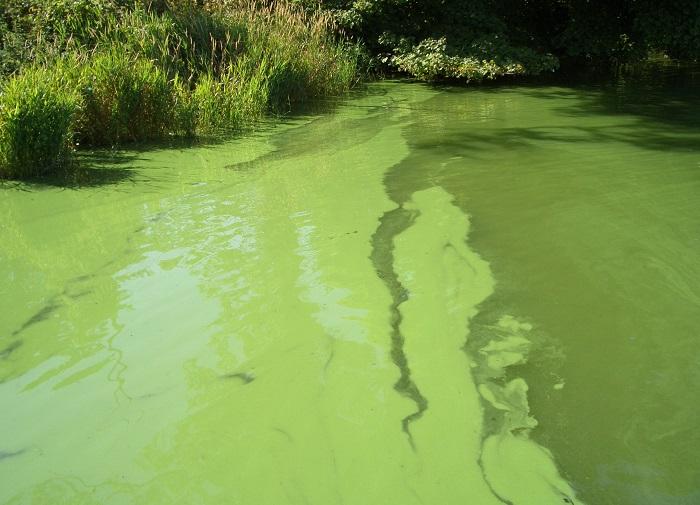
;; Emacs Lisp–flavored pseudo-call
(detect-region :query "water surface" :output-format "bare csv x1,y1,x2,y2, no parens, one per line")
1,69,699,504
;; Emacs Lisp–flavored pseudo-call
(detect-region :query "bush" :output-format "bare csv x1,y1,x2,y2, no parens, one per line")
0,68,78,178
0,1,360,178
104,6,247,82
180,58,268,134
389,37,558,82
35,0,120,47
211,0,358,108
76,51,176,145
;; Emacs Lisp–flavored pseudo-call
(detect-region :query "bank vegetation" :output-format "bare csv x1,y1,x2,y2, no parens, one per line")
0,0,359,178
1,0,698,179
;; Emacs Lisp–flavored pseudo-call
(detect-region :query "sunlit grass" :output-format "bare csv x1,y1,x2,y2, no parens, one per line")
0,68,78,178
0,0,359,179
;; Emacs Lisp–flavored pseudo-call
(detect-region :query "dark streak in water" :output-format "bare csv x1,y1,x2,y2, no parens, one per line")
0,449,26,462
444,243,477,277
11,302,61,336
406,485,426,505
64,288,93,300
323,346,335,374
9,276,94,338
272,428,294,443
370,206,428,450
476,451,513,505
0,340,22,359
68,274,93,284
220,372,255,384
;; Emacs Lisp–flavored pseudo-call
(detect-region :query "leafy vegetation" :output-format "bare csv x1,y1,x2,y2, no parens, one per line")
0,0,358,178
387,37,558,82
75,52,176,145
0,0,698,178
0,67,78,178
305,0,699,80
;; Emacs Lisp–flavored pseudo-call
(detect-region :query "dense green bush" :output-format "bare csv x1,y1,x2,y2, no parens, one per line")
102,6,248,82
299,0,699,79
183,61,268,134
388,36,557,82
0,68,78,178
214,0,358,107
312,0,562,78
76,51,176,145
0,0,34,75
0,0,359,178
37,0,120,46
632,0,700,60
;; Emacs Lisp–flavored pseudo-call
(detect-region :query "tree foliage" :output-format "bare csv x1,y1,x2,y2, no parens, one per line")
298,0,700,81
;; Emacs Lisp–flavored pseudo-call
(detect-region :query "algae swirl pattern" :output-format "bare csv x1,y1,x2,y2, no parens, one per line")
385,186,583,504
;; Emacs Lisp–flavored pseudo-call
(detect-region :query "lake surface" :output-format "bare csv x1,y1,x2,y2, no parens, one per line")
1,68,699,504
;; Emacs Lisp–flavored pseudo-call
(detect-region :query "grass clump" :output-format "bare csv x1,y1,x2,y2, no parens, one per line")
0,0,360,179
0,68,78,178
184,59,269,134
223,1,358,108
76,51,176,145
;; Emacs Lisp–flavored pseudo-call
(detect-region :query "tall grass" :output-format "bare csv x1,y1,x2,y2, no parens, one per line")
185,58,270,134
217,0,359,108
0,68,78,178
76,51,176,145
0,0,359,179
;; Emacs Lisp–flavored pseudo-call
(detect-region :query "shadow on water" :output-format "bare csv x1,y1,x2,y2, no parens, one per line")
423,61,700,153
418,121,699,156
227,84,403,172
566,63,700,126
0,134,237,190
0,90,367,190
544,63,700,150
375,62,700,505
0,150,139,191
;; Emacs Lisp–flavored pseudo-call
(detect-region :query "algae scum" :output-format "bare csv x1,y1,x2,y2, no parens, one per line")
1,70,699,504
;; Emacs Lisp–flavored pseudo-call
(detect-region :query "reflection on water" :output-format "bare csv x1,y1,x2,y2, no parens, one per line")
1,67,699,505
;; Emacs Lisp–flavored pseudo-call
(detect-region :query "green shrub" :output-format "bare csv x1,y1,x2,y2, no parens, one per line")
0,68,78,178
36,0,120,47
389,37,558,82
211,0,358,108
188,73,232,133
103,6,247,82
76,51,176,145
0,0,360,178
171,2,357,133
173,77,198,137
224,56,270,122
181,59,268,134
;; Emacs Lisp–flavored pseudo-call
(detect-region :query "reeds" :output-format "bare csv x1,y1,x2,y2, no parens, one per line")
0,68,78,178
93,53,173,143
0,0,359,179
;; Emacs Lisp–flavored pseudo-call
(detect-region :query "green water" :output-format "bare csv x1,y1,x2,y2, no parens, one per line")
1,68,699,504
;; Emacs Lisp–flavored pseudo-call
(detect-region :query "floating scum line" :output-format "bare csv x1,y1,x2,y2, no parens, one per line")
370,205,428,449
382,185,584,504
